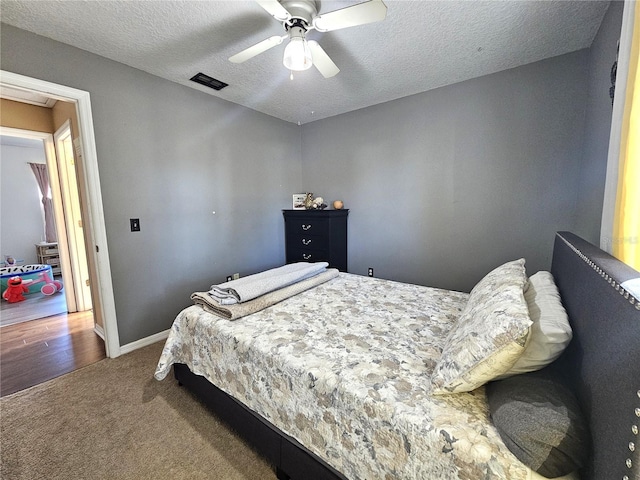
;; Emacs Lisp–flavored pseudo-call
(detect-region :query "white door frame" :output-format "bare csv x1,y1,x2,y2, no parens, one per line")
50,121,78,313
54,120,93,312
1,70,120,358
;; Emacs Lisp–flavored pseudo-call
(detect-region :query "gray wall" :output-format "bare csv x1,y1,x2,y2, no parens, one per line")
576,0,625,243
301,51,591,292
0,138,47,265
1,24,302,344
0,2,622,343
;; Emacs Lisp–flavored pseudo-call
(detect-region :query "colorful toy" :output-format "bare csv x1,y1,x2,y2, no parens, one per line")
2,276,29,303
1,264,53,294
34,270,64,296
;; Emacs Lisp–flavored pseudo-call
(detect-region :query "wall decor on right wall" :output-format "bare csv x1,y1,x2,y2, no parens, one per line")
610,40,619,106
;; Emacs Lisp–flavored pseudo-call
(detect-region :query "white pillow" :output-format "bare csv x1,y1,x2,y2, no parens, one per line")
500,271,572,377
431,259,532,394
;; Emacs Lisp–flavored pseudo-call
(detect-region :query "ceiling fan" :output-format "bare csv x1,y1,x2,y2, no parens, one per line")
229,0,387,78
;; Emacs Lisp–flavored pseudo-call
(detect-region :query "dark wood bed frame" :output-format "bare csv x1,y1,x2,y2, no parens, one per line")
174,231,639,480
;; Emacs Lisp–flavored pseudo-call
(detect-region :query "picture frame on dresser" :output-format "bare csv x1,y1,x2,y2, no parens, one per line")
292,194,307,210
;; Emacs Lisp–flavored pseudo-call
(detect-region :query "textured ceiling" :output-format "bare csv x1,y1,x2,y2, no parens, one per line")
0,0,610,124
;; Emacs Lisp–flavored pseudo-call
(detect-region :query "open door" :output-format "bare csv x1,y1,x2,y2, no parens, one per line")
53,120,92,312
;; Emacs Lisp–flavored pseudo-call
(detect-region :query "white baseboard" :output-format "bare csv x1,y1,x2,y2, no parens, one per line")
93,324,105,340
119,329,170,355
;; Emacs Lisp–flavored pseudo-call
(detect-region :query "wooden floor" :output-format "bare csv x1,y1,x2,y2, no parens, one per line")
0,290,67,327
0,311,106,397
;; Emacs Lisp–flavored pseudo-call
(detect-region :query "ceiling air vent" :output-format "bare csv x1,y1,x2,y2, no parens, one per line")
190,73,228,91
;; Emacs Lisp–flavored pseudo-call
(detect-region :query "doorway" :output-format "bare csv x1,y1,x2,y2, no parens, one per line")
0,127,106,396
0,125,92,319
0,132,69,325
0,70,119,360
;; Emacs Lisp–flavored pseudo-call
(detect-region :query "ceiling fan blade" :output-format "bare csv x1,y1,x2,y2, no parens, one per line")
256,0,291,22
308,41,339,78
313,0,387,32
229,35,286,63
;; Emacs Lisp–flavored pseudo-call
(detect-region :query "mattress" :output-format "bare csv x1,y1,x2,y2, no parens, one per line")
155,272,533,479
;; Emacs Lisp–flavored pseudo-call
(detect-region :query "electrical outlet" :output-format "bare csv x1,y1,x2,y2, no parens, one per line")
233,273,240,280
368,268,374,277
226,276,232,282
130,218,140,232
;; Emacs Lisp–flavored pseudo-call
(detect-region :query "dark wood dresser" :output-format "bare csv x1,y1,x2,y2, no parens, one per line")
283,209,349,272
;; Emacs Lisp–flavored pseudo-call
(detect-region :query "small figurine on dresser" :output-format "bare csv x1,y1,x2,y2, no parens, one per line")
304,193,314,209
311,197,327,210
303,193,327,210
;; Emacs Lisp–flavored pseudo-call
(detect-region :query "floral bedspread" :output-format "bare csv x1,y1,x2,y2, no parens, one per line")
155,273,529,480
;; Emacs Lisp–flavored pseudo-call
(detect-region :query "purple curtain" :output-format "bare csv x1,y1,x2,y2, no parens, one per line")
29,163,57,243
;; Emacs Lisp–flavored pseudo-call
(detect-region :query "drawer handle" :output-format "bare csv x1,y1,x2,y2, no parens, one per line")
302,224,312,231
303,253,312,260
302,239,312,245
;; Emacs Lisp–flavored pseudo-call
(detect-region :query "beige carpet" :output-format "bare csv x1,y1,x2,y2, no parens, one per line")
0,342,277,480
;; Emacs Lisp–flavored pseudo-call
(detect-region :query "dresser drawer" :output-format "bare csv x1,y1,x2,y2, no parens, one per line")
285,217,329,237
285,234,328,251
286,247,330,264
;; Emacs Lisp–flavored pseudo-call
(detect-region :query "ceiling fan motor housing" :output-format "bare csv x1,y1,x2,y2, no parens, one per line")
280,0,318,26
286,22,308,39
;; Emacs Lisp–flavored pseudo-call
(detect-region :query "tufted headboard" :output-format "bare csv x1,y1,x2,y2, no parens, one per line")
550,232,639,480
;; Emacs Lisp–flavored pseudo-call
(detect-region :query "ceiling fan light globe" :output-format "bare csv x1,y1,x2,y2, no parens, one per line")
283,37,313,71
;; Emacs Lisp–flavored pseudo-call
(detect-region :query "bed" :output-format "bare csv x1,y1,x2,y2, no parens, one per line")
155,232,639,480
